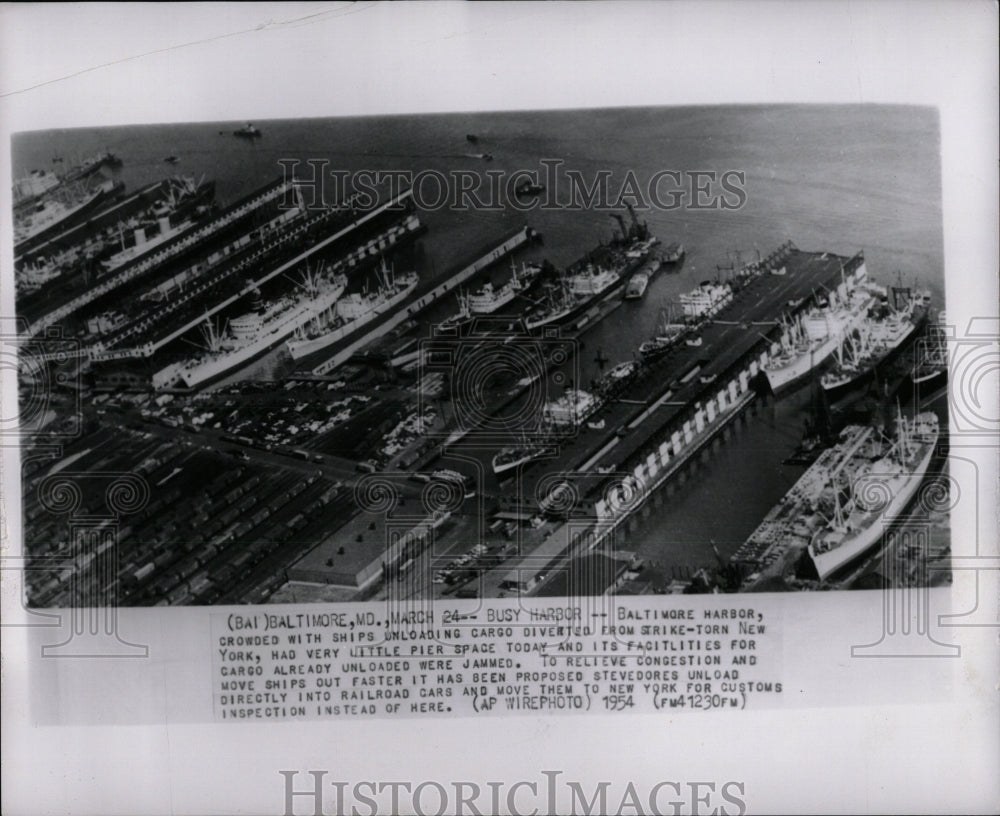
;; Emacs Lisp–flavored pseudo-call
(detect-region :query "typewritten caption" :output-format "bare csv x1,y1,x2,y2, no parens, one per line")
212,604,782,721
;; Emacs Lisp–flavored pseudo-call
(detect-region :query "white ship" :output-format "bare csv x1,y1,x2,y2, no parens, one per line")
808,411,939,580
159,264,347,389
678,281,732,319
598,360,639,391
492,439,557,475
466,261,539,314
13,169,61,206
821,291,929,399
285,262,418,360
435,293,473,333
763,280,879,393
566,263,620,297
13,183,112,247
542,388,602,427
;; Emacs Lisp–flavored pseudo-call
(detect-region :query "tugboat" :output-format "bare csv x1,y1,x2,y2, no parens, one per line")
233,122,262,139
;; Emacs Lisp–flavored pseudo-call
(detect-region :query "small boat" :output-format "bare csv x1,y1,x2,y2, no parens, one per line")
662,242,685,265
624,271,650,300
164,155,179,164
515,180,544,197
466,134,479,143
233,122,262,139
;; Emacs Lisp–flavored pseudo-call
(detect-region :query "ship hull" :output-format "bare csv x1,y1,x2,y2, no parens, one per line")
821,312,929,402
766,297,876,394
492,447,553,476
167,284,346,389
14,182,124,254
808,431,937,581
764,333,842,393
286,279,418,360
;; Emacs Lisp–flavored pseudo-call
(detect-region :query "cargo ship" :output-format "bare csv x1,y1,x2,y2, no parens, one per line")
13,178,124,252
594,360,640,397
15,175,215,269
100,178,218,273
436,261,541,330
908,309,948,394
763,276,879,394
639,303,688,361
61,151,122,183
821,289,931,402
524,279,578,330
285,262,419,360
731,424,878,579
467,262,540,314
808,411,939,580
542,388,602,428
157,266,348,389
566,264,620,298
492,437,558,475
678,281,733,320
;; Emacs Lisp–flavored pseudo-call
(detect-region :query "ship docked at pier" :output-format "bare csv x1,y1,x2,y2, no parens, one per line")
763,264,880,394
285,261,419,360
435,261,542,332
155,265,347,389
624,258,660,300
808,411,939,580
492,438,559,476
639,303,689,361
820,284,931,401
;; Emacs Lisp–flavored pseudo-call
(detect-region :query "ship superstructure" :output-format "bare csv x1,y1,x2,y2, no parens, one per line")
821,286,931,400
679,281,733,319
285,261,419,360
731,424,879,578
639,302,688,360
542,388,602,428
763,270,879,393
157,263,348,389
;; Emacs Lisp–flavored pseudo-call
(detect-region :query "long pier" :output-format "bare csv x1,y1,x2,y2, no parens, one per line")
308,225,539,376
26,178,298,338
485,246,870,593
32,188,417,364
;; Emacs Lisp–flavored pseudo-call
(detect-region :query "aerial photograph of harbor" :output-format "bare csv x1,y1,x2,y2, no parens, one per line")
11,104,951,606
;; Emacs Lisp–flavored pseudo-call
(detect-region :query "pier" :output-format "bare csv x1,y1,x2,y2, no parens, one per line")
306,225,540,376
